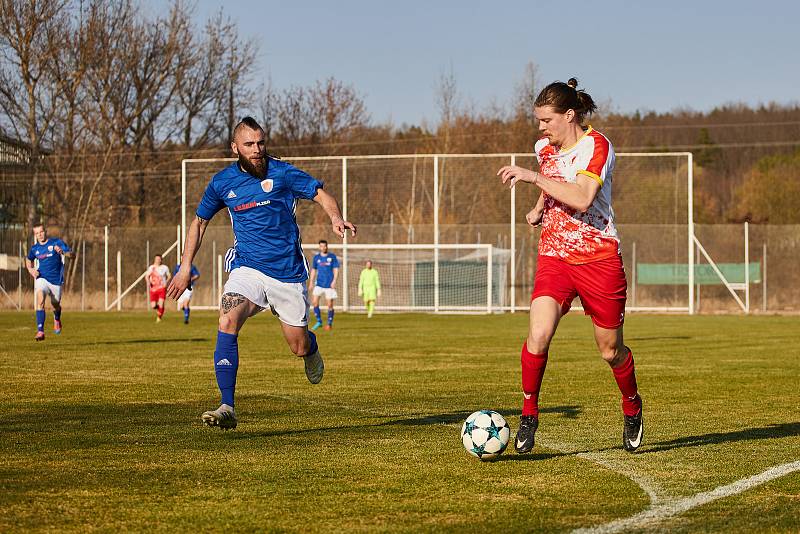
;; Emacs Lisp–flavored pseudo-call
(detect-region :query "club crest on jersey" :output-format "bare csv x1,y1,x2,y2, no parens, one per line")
47,245,53,251
260,179,273,193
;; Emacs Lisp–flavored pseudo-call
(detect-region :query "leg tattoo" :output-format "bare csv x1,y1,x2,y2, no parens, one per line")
221,293,247,315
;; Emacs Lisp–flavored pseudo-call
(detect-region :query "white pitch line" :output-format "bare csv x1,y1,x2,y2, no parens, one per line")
575,450,666,505
572,460,800,534
537,437,667,505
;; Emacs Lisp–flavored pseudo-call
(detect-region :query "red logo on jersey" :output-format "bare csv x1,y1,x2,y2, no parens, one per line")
234,200,271,212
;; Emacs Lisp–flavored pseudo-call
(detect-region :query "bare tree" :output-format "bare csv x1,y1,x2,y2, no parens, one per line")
175,9,253,148
513,61,538,126
0,0,71,227
434,64,459,154
308,77,370,142
257,76,277,144
218,29,258,144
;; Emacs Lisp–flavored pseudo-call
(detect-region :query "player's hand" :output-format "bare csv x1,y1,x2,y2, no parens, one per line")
377,289,382,297
54,245,63,255
332,218,357,239
497,166,538,189
166,270,191,300
357,290,362,296
526,207,544,227
29,269,39,279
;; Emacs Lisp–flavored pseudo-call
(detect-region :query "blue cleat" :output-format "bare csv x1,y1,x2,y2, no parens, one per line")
310,321,322,331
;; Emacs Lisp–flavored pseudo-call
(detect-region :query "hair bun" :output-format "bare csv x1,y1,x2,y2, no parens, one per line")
567,77,578,89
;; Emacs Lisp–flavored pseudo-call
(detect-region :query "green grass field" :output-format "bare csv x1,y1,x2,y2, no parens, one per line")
1,311,798,532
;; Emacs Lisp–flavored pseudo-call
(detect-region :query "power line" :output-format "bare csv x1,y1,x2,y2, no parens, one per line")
24,120,800,158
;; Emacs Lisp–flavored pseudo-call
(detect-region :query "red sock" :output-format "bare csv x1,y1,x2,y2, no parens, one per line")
157,306,165,318
521,341,548,417
611,349,642,416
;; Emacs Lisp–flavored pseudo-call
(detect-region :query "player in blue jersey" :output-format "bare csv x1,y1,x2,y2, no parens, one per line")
167,117,356,429
308,240,339,331
25,224,73,341
173,263,200,324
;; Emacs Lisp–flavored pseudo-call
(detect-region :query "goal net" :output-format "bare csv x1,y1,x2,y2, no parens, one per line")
304,244,508,313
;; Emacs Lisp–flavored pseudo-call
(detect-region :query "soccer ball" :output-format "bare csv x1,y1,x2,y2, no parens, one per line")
460,410,510,461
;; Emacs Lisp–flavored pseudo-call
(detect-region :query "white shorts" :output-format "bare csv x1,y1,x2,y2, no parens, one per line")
312,286,338,301
178,288,193,303
224,266,309,327
35,277,62,303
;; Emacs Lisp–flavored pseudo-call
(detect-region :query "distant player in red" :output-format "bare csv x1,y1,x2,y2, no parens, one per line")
146,254,171,322
498,77,643,453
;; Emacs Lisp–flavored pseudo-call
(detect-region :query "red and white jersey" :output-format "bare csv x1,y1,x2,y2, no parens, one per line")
535,126,619,264
147,264,170,289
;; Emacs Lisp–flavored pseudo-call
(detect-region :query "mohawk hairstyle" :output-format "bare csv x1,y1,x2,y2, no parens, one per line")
232,116,264,140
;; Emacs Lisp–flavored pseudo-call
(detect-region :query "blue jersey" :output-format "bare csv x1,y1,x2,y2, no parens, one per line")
173,264,200,289
196,159,322,283
27,238,71,285
312,253,339,288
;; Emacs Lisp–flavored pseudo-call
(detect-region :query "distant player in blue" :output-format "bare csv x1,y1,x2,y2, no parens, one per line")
25,224,73,341
308,240,339,331
167,117,356,430
173,263,200,324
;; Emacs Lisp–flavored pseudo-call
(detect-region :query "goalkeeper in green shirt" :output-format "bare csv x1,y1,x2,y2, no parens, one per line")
358,260,381,318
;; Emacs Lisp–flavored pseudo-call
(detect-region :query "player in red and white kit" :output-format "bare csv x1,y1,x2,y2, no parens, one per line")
146,254,171,322
498,78,643,453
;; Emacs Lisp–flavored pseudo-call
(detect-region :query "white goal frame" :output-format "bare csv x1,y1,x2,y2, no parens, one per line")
181,153,698,314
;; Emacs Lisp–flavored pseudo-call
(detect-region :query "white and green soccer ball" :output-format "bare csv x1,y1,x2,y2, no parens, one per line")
460,410,510,461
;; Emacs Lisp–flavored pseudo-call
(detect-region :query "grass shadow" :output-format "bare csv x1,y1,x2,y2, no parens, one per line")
640,422,800,454
626,335,691,341
493,451,567,462
87,337,211,346
235,405,581,439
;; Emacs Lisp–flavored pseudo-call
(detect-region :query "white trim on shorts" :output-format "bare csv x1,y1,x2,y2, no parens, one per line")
224,266,309,327
312,286,338,301
34,277,62,303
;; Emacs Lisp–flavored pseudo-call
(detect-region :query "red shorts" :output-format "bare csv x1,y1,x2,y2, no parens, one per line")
149,287,166,302
531,254,627,329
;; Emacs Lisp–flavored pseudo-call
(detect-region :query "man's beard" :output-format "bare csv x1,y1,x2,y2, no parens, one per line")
238,153,267,178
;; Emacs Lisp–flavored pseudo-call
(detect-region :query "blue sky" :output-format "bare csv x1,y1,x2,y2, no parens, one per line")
161,0,799,126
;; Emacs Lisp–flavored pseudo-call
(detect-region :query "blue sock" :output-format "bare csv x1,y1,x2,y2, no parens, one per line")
35,310,45,332
184,308,190,321
313,306,321,323
327,309,334,325
54,308,61,322
214,331,239,407
306,330,318,356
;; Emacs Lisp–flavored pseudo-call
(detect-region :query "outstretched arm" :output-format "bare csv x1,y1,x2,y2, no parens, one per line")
313,188,357,238
498,166,600,213
167,216,209,299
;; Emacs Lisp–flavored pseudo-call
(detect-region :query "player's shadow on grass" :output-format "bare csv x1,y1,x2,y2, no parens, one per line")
641,422,800,454
88,337,211,346
356,405,581,428
234,405,582,440
625,335,691,341
493,451,567,462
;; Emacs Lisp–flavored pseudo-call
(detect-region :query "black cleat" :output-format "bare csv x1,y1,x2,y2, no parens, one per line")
622,408,644,452
515,415,539,453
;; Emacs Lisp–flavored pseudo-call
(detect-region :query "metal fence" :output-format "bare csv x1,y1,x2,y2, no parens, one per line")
2,153,798,313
